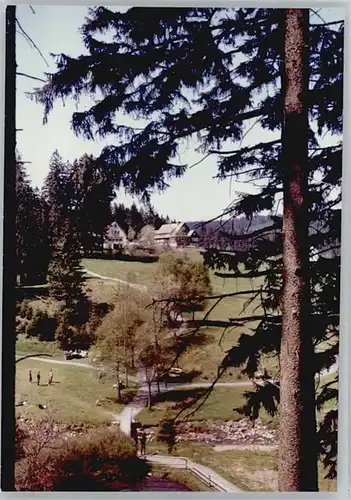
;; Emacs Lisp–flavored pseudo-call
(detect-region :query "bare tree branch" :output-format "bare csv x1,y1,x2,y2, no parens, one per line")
17,72,46,83
188,153,213,169
16,18,49,67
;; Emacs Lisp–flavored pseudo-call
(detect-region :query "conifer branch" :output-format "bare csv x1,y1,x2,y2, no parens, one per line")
227,314,280,323
150,289,268,305
209,139,280,155
215,270,268,279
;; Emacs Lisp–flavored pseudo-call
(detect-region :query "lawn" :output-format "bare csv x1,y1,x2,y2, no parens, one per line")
16,335,63,359
147,441,336,492
137,385,276,428
84,276,122,304
82,258,156,285
82,252,268,382
15,358,137,425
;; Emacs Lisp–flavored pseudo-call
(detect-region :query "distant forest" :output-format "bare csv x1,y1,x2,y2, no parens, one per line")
187,215,276,251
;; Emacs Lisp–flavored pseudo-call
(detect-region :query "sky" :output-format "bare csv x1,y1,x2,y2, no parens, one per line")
16,6,344,221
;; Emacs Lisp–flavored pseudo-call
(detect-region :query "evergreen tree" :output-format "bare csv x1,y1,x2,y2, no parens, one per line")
47,217,91,350
111,203,128,234
16,160,50,285
111,202,169,234
34,7,342,489
70,154,114,255
47,218,87,304
42,150,72,240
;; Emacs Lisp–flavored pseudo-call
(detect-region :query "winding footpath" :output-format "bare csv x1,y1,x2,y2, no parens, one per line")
83,268,147,291
113,370,252,434
142,454,241,492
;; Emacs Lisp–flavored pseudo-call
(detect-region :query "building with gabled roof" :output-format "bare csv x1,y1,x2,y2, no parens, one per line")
103,222,128,251
154,222,199,247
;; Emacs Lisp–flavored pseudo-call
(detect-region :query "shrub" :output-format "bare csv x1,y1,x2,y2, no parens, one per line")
16,316,28,337
18,300,33,320
15,417,27,461
25,310,57,341
16,425,150,491
55,306,94,351
53,428,150,490
88,302,113,332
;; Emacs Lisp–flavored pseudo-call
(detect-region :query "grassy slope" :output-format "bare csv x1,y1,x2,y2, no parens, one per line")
82,251,267,382
15,358,137,425
138,386,277,427
16,335,62,358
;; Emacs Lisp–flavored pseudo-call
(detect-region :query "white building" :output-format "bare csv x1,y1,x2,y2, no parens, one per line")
103,222,128,251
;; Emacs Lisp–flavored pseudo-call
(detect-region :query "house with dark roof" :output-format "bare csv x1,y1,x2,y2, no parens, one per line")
154,222,199,248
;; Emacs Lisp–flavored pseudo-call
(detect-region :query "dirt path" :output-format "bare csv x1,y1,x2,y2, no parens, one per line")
83,268,148,291
114,370,253,435
16,356,102,370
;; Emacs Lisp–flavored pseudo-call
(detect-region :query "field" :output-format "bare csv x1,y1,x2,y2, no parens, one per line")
15,250,337,493
82,250,267,382
137,385,277,427
17,251,269,384
16,335,62,358
15,358,138,425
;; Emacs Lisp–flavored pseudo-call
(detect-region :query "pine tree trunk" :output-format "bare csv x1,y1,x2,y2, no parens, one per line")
2,5,17,492
131,346,135,369
147,382,152,410
116,362,122,401
125,364,129,388
278,9,318,491
156,372,161,394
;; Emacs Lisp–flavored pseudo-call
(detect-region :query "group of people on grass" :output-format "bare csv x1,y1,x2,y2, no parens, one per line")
28,369,53,386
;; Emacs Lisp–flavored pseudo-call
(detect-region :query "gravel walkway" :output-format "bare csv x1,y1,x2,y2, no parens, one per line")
83,268,147,291
144,454,241,492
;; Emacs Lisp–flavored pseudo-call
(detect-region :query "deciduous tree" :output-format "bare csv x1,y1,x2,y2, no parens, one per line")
96,287,146,399
153,253,212,325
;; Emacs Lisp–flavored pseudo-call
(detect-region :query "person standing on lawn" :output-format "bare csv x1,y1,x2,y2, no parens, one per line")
140,430,147,456
37,371,41,386
28,370,32,383
48,369,53,385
